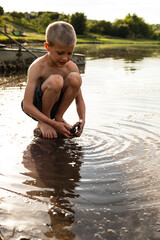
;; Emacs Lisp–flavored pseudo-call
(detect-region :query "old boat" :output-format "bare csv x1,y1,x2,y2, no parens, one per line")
0,46,85,72
0,30,85,73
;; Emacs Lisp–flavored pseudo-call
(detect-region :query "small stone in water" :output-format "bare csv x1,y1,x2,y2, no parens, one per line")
52,212,57,215
143,212,148,216
50,196,54,200
106,208,111,211
98,226,103,231
94,233,102,239
96,212,100,216
107,229,116,235
65,212,73,218
121,227,127,230
76,220,81,224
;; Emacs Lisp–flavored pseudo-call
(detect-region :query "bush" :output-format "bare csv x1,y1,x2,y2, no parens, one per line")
88,20,112,35
0,6,4,16
9,11,25,19
70,12,87,35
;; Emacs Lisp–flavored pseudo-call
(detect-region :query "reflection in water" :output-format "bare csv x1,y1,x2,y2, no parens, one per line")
75,44,160,62
1,47,160,239
0,45,160,80
22,137,83,239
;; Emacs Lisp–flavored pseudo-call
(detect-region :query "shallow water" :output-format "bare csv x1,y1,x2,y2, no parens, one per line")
1,47,160,239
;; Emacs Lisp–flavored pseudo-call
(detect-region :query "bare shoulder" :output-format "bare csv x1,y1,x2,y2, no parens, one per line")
28,55,46,73
67,60,79,73
27,55,47,83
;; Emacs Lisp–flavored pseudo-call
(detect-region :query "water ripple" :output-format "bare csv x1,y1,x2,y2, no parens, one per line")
73,124,160,211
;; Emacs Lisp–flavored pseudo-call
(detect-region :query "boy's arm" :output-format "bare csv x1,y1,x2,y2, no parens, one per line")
23,64,41,116
23,63,52,123
75,89,86,136
70,62,85,124
23,64,72,138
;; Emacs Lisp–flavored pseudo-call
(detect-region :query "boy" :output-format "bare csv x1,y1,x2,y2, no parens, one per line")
22,21,85,139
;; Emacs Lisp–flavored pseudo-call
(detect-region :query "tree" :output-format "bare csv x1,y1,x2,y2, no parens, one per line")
70,12,87,35
50,12,60,21
124,13,153,38
0,6,4,15
38,12,52,30
116,24,129,38
10,11,25,19
112,19,129,38
88,20,112,35
59,13,70,22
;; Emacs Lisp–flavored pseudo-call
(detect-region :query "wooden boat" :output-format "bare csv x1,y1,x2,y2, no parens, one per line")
0,30,85,73
0,46,85,72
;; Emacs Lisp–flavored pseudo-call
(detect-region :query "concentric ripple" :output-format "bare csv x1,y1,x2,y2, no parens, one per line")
73,123,160,211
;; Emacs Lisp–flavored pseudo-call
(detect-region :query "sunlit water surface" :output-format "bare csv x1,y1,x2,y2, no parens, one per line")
1,47,160,239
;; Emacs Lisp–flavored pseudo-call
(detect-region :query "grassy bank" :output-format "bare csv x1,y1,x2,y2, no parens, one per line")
77,34,160,45
0,31,160,45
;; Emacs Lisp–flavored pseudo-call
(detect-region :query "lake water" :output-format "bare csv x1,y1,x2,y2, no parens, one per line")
1,45,160,240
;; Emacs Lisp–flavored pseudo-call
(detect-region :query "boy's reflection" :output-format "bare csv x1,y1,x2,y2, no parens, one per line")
22,137,83,239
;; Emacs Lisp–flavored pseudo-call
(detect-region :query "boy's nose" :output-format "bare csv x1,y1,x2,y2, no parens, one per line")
62,55,68,61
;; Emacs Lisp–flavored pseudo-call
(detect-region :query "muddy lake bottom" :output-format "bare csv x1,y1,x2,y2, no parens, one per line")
1,46,160,239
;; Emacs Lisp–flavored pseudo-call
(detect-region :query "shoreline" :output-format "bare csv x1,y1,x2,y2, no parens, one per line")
0,34,160,45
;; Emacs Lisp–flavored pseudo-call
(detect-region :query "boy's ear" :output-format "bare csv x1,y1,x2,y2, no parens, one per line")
44,42,50,52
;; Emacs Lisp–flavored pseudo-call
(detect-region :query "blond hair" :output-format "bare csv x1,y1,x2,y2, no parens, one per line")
45,21,77,46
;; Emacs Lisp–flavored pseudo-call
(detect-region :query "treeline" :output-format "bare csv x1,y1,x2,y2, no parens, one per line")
0,6,160,40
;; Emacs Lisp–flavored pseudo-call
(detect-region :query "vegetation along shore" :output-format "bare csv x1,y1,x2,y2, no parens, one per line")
0,6,160,45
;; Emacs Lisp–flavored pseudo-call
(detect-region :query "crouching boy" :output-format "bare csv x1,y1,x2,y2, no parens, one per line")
22,21,85,139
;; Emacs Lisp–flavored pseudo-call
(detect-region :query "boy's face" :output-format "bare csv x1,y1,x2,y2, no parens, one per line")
44,40,75,67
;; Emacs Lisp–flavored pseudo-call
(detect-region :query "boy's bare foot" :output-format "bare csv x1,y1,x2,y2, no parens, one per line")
38,122,58,138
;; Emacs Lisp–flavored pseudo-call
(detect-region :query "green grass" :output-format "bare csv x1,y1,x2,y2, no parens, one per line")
0,30,160,45
77,33,160,45
0,32,45,43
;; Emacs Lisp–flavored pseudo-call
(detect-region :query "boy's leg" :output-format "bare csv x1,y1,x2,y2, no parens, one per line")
55,72,82,123
38,74,63,138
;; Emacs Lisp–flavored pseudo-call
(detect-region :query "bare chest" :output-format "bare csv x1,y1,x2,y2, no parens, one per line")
40,65,70,81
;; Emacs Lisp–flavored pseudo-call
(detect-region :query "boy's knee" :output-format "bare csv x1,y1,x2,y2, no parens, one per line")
47,74,63,92
66,72,82,89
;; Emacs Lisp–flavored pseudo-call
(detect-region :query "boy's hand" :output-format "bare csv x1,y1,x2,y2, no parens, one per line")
55,121,73,138
70,120,84,137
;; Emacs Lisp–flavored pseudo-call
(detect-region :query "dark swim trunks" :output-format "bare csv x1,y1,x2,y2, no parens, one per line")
21,81,63,121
